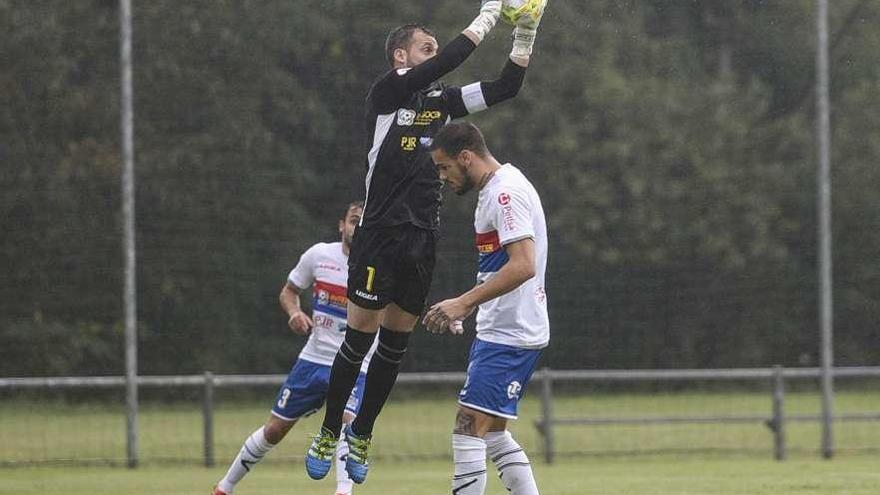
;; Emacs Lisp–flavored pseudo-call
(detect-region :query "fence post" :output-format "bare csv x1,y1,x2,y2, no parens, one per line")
203,371,215,468
771,365,786,461
539,367,555,464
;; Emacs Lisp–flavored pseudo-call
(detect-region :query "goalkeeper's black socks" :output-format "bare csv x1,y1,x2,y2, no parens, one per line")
350,327,410,436
321,326,375,437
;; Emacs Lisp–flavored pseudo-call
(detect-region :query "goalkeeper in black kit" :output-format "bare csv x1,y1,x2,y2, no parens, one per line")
306,0,547,485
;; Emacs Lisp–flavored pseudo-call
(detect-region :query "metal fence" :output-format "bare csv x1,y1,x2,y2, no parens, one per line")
532,366,880,463
3,366,879,466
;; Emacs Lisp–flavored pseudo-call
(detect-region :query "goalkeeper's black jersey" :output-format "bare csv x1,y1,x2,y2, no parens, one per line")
360,74,469,230
358,33,527,230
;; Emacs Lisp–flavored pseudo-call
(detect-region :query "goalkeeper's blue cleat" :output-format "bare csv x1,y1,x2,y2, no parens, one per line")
343,424,372,484
305,427,338,480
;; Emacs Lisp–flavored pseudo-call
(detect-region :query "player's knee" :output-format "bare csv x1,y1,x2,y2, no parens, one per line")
452,433,487,462
381,303,419,331
264,418,295,444
347,302,383,332
375,326,410,364
485,430,535,489
340,327,375,363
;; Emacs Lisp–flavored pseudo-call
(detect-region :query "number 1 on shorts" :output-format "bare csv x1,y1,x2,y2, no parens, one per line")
366,266,376,292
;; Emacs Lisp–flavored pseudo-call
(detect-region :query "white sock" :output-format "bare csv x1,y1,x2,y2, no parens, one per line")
217,426,275,494
335,433,354,494
452,434,487,495
485,430,539,495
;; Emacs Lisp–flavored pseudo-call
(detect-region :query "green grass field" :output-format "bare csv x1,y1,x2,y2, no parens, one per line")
3,390,879,463
2,390,879,493
3,456,879,495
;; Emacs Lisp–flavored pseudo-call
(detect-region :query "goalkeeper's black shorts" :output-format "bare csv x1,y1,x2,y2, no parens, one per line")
347,224,437,316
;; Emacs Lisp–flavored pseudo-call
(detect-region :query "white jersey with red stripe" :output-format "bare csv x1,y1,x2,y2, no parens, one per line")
473,164,549,349
287,241,375,369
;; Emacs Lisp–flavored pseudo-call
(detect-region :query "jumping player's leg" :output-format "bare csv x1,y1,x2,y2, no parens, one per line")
343,304,417,484
320,225,393,440
349,303,417,436
307,303,378,481
320,302,382,437
314,225,433,483
349,226,435,439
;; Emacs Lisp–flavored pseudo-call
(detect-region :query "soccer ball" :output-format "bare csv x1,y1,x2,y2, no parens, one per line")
500,0,546,26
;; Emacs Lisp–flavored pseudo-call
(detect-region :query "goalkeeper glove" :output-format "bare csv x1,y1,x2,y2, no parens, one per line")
511,0,547,59
467,1,502,43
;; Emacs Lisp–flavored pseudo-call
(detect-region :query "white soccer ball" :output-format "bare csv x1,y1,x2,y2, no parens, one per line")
500,0,546,26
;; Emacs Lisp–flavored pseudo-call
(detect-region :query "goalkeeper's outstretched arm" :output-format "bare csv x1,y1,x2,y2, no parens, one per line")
393,34,478,95
400,0,505,93
508,0,545,67
371,2,503,110
446,2,546,118
446,54,527,119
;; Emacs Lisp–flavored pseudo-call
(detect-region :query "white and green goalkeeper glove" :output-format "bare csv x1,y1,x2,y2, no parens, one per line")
510,0,547,59
467,0,503,43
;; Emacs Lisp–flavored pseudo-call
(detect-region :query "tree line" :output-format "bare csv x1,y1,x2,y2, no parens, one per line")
1,0,878,377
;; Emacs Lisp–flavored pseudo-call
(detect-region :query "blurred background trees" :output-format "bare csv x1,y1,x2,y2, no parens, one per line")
1,0,878,375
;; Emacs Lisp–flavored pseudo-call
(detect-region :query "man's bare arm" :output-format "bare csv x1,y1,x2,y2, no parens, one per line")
423,238,535,331
280,282,313,335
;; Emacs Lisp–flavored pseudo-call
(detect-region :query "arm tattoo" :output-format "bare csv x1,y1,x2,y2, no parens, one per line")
454,409,478,436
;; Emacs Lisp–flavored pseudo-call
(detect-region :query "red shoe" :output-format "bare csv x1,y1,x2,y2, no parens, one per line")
212,486,229,495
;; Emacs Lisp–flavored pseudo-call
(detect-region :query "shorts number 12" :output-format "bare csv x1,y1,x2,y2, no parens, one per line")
366,266,376,292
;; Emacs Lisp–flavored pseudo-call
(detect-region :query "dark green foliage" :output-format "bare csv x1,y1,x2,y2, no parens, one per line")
1,0,878,375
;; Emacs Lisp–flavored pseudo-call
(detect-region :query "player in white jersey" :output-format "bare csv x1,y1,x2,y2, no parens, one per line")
425,122,547,495
214,202,376,495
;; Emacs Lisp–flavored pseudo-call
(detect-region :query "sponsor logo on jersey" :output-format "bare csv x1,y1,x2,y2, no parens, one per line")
498,193,517,232
317,262,342,272
476,230,509,273
415,109,443,125
397,108,416,126
401,136,418,151
313,281,348,318
426,89,443,97
313,314,338,329
507,381,522,400
419,136,434,148
476,230,501,254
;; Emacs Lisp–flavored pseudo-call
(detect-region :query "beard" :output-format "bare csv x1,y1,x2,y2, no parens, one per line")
454,174,475,196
